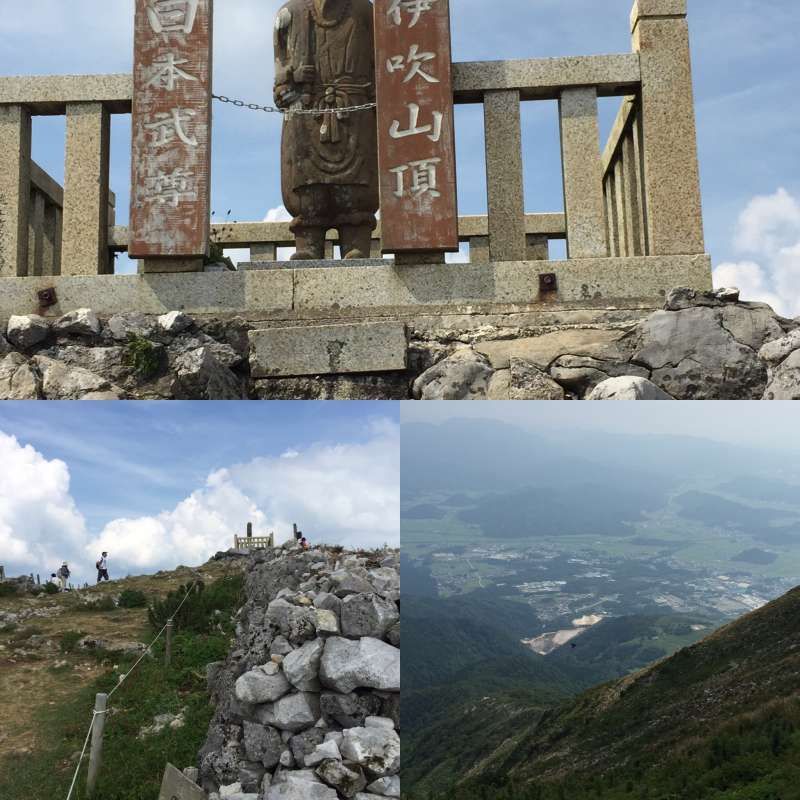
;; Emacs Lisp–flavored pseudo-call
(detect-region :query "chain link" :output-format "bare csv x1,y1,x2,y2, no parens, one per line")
213,93,377,116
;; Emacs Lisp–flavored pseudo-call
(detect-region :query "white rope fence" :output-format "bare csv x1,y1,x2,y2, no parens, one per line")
64,580,198,800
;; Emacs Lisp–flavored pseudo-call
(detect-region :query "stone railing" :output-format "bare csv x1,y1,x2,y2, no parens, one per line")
109,213,566,263
232,534,275,550
0,0,704,281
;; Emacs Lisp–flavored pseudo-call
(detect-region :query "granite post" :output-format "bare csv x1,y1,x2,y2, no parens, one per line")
559,86,608,259
61,102,111,275
484,89,526,262
0,105,31,277
631,0,704,255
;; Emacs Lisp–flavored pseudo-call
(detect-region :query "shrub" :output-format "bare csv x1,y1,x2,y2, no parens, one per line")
60,630,84,653
76,595,117,612
118,589,148,609
148,575,244,635
42,582,59,595
0,583,19,597
124,336,161,379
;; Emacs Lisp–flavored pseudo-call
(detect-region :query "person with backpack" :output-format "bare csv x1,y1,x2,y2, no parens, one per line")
300,537,310,551
96,552,110,583
58,562,70,591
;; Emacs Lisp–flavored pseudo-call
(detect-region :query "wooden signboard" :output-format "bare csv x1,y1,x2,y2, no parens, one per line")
129,0,213,258
374,0,459,254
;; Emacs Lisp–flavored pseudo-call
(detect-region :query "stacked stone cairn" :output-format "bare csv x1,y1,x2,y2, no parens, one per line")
198,543,400,800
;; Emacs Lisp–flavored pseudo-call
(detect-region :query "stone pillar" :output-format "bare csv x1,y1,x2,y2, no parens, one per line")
526,234,549,261
559,87,608,259
632,0,704,255
484,90,526,262
42,203,60,275
469,236,489,264
605,173,621,257
61,102,111,275
251,243,278,262
0,105,32,277
613,159,629,256
622,123,646,256
28,190,45,276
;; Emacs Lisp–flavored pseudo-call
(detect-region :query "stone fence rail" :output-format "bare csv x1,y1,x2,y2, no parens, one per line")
0,0,705,285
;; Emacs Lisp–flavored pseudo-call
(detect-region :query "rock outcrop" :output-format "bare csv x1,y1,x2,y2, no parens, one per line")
198,544,400,800
2,288,798,399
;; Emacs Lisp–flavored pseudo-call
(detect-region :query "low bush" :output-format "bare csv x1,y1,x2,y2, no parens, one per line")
118,589,148,609
60,630,84,653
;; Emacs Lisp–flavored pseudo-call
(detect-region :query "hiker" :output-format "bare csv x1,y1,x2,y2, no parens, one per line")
58,562,70,591
300,537,310,551
96,552,110,583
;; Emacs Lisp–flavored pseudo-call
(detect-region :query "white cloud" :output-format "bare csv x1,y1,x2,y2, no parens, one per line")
85,419,399,572
0,432,87,577
713,188,800,318
264,205,292,223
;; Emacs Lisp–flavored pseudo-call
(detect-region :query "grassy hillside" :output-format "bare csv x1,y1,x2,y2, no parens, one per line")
0,560,243,800
406,585,800,800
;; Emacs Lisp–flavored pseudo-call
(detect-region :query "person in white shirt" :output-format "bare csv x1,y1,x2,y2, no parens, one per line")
58,562,70,591
96,552,110,583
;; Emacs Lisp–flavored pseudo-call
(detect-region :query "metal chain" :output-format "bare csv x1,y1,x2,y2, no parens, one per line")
212,93,376,116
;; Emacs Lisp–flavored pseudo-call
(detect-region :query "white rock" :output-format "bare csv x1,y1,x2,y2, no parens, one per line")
7,315,50,349
340,726,400,777
587,376,673,400
304,738,341,766
364,716,395,731
158,310,193,334
53,308,100,337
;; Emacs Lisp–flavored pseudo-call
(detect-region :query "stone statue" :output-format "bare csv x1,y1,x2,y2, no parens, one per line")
274,0,379,260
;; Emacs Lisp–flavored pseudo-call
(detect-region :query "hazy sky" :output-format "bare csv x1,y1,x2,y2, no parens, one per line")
0,402,399,584
401,401,800,453
0,1,798,311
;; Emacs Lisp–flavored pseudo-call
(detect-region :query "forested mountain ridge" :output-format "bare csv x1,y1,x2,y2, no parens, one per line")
406,585,800,800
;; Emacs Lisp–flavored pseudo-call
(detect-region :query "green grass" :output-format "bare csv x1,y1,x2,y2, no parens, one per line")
0,574,243,800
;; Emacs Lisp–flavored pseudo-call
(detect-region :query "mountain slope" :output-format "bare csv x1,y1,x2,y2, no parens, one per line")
420,585,800,799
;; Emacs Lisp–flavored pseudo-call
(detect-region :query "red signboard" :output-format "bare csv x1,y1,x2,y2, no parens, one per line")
129,0,213,258
374,0,459,254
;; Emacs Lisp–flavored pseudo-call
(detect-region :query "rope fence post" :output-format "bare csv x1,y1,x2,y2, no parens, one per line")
165,619,174,667
86,693,107,796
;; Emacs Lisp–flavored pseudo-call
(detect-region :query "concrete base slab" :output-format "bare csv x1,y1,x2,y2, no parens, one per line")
249,321,408,377
0,255,712,320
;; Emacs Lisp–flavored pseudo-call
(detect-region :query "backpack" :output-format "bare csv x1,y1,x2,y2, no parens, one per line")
96,560,102,570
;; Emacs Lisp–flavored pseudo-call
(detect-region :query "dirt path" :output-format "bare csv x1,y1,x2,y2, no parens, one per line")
0,562,235,758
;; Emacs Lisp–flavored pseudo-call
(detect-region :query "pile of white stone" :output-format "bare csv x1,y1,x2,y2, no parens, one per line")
197,544,400,800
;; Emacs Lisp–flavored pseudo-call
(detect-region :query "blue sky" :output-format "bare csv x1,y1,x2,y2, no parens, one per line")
0,402,399,583
0,1,798,310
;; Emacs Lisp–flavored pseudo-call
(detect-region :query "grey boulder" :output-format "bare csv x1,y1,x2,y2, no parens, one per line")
0,353,41,399
259,692,321,733
341,594,399,639
412,348,493,400
282,638,324,691
235,663,291,704
320,637,400,694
